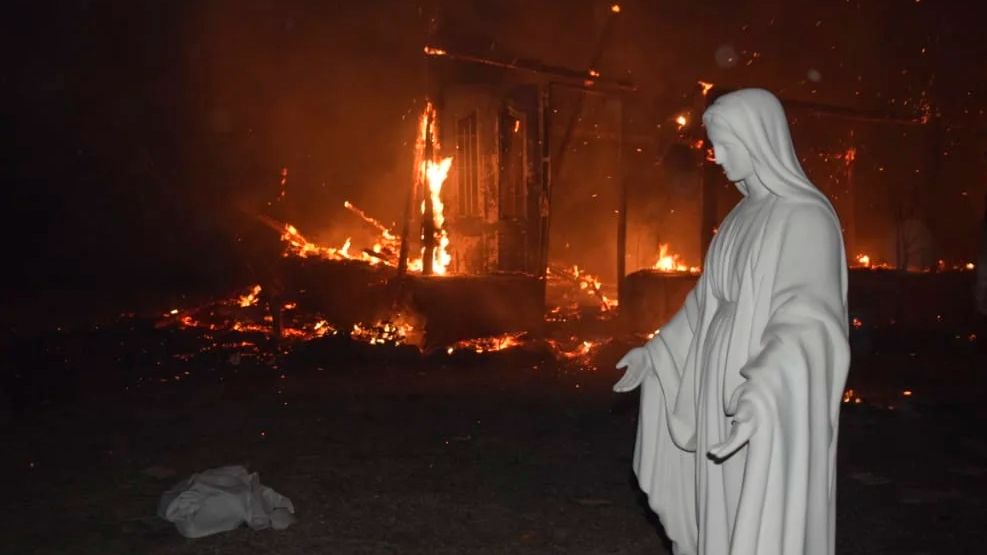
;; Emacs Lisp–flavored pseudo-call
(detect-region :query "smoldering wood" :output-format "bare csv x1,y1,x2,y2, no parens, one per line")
622,268,978,339
273,258,544,349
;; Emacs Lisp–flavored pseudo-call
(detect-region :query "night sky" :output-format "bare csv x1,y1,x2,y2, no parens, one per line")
6,0,987,301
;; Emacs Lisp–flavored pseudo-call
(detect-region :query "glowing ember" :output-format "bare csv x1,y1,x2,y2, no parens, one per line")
844,146,857,165
852,253,893,270
842,388,863,405
652,244,701,273
423,46,447,56
610,4,621,13
547,338,602,361
698,80,715,96
446,332,526,354
351,316,417,347
238,284,262,308
281,223,354,260
555,265,618,311
675,114,688,130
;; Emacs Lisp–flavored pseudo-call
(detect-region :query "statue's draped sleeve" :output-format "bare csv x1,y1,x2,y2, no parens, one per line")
634,276,708,555
727,203,849,555
644,275,706,451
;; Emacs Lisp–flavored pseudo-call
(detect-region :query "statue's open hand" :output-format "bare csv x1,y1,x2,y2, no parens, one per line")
708,383,758,461
613,347,650,393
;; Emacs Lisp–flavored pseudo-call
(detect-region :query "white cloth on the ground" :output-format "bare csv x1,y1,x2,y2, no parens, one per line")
157,465,296,538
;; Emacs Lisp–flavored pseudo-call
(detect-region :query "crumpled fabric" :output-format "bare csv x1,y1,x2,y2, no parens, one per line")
157,465,296,538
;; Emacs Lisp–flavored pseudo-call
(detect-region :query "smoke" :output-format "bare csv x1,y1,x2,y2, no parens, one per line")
6,0,986,297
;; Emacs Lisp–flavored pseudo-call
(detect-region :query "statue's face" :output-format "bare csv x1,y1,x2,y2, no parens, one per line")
706,121,754,183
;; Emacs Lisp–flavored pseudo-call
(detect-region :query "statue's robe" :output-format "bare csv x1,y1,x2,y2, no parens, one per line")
635,195,850,555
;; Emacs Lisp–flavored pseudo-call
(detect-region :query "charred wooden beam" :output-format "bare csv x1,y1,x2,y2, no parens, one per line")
423,46,636,93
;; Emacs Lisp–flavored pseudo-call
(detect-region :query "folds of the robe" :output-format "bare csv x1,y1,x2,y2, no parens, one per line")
631,200,848,555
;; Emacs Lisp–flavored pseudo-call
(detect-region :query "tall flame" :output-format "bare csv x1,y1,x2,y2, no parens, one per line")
423,156,454,275
652,243,701,273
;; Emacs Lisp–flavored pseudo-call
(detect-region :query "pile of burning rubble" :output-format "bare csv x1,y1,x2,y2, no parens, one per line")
154,280,613,366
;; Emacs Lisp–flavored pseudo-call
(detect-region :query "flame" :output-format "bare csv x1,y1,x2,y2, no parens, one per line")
420,156,454,275
447,332,526,354
610,4,621,13
851,253,894,270
698,80,715,96
351,317,416,346
423,46,447,56
652,243,701,273
675,114,688,130
271,102,452,275
558,265,618,311
238,284,262,307
411,101,454,276
547,338,603,361
844,146,857,166
842,388,863,405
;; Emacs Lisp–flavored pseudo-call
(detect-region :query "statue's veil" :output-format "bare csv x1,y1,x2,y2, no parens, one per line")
702,88,839,219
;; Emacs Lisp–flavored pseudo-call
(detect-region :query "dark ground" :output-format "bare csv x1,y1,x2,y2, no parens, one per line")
1,307,986,554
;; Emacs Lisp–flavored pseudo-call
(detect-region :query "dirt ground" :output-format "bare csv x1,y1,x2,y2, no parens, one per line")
2,315,986,554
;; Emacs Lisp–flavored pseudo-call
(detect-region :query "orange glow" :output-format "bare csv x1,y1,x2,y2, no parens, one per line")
275,102,453,274
852,253,894,270
280,223,354,261
421,157,454,275
698,80,715,96
351,318,415,346
588,69,601,78
423,46,447,56
408,102,455,275
238,284,262,308
447,332,526,354
610,4,621,13
652,243,701,273
562,265,618,311
844,146,857,165
675,114,688,130
547,338,602,360
842,388,862,405
902,389,913,397
852,317,863,329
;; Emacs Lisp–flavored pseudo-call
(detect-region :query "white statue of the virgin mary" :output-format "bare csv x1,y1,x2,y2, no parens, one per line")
615,88,850,555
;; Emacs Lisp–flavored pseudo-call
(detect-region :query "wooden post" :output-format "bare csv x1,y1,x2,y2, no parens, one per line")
844,132,857,259
616,97,627,306
421,109,436,276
